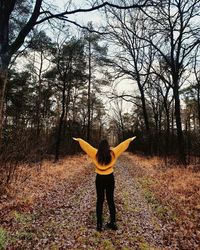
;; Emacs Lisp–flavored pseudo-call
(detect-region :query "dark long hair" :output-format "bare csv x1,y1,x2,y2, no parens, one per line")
96,139,112,165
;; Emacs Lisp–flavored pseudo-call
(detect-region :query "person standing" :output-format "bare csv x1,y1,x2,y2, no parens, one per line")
73,137,136,231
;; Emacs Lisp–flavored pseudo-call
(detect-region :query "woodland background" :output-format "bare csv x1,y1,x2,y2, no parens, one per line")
0,1,200,249
1,0,200,194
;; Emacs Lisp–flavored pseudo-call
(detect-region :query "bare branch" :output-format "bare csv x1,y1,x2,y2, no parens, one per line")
55,16,109,35
9,0,43,56
36,0,151,25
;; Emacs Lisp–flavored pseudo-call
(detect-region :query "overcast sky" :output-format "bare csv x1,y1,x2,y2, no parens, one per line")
51,0,104,26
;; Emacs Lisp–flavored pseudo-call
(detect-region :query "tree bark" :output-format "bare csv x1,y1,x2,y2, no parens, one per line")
173,82,186,164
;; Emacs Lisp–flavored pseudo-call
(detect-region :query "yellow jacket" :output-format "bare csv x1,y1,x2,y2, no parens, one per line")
76,138,133,175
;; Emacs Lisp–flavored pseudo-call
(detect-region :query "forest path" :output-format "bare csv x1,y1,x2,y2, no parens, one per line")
5,155,166,250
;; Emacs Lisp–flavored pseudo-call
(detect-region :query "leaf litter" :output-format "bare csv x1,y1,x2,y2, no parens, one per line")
1,154,198,249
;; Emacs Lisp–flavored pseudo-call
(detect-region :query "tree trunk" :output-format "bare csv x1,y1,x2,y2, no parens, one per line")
87,39,91,142
138,85,151,154
138,85,149,132
197,82,200,129
173,83,186,164
165,107,170,155
0,69,7,142
36,51,43,138
55,82,66,161
0,1,12,144
153,112,159,155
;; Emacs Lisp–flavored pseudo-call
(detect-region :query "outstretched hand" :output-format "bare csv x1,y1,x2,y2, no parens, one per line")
131,136,136,141
73,137,79,141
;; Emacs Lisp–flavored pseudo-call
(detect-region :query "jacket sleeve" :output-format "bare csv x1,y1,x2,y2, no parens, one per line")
112,138,133,158
77,138,97,159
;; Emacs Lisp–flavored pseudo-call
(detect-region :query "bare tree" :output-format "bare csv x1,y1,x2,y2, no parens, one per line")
147,61,174,155
0,0,149,144
104,6,154,133
193,46,200,129
110,97,126,140
144,0,200,163
105,0,200,163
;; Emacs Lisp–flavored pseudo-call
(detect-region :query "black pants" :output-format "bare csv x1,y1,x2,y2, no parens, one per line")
95,173,116,225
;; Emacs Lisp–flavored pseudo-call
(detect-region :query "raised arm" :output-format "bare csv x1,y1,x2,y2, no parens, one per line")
73,138,97,159
112,137,136,158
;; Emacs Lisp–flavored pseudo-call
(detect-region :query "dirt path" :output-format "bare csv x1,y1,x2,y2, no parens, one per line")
5,156,166,250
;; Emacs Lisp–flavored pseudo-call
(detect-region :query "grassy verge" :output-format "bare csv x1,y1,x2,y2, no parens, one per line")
0,154,90,208
127,154,200,249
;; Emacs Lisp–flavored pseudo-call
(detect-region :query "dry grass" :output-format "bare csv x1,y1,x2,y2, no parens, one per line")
128,153,200,247
128,154,164,174
0,154,90,210
129,154,200,212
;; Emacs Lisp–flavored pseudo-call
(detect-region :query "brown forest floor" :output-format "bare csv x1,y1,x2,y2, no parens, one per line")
0,153,199,249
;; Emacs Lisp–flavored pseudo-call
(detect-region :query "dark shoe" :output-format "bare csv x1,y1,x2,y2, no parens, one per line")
96,223,102,232
106,222,118,230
